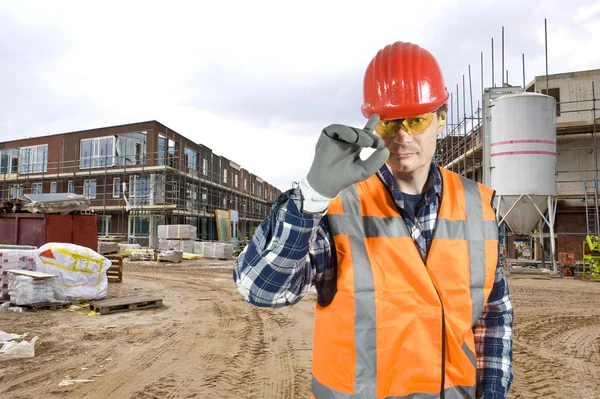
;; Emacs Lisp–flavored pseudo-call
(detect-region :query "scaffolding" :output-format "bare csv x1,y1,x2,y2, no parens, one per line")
436,79,599,263
0,129,278,249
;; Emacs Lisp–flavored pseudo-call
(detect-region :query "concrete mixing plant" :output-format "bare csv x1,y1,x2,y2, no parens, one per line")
482,87,558,271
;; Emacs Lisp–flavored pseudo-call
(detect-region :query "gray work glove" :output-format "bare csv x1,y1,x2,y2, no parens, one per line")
306,115,390,199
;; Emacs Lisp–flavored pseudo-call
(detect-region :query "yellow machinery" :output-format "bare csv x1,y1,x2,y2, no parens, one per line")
583,182,600,279
583,235,600,279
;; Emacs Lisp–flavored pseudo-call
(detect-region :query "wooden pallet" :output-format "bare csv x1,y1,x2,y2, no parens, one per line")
10,300,70,311
89,296,162,315
105,255,123,283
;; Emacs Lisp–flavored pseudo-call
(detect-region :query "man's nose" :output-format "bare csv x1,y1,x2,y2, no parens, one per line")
393,126,413,144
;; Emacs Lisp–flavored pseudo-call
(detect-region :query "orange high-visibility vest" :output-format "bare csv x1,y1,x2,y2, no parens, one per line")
311,167,498,399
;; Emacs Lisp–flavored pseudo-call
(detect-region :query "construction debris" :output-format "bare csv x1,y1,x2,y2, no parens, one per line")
129,251,153,261
0,334,39,360
22,193,91,214
158,250,183,263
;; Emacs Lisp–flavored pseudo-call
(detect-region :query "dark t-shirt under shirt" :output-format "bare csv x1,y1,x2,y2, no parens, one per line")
401,192,425,216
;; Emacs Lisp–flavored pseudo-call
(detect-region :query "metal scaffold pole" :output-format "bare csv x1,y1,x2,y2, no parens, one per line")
469,65,475,180
593,81,599,236
463,74,467,175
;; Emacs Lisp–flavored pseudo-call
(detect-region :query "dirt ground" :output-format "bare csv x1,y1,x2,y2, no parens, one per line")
1,261,600,399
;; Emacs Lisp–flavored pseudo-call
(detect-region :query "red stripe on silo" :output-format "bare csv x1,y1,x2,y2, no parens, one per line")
491,139,556,146
490,151,557,157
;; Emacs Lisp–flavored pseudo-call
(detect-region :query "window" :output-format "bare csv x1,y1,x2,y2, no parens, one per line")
80,136,115,169
541,88,561,116
223,196,227,208
153,173,165,205
112,132,147,166
31,183,43,194
9,184,23,199
184,148,198,171
19,145,48,174
223,168,228,183
252,182,255,195
68,181,74,194
50,182,57,194
99,215,112,236
172,181,179,201
129,216,150,238
158,135,168,166
84,180,97,199
186,182,198,201
185,182,198,210
129,175,151,205
0,149,19,174
113,178,121,198
167,140,175,167
244,178,247,190
203,158,209,176
234,174,238,188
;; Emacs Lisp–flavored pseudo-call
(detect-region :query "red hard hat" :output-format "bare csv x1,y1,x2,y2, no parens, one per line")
361,41,449,120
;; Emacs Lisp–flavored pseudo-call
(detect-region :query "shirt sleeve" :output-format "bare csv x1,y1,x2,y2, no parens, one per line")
232,187,332,308
473,259,515,398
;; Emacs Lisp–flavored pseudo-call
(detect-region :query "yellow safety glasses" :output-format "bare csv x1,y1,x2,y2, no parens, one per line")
375,112,444,137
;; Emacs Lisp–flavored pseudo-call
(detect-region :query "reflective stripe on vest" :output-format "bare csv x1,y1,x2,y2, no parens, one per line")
311,167,498,399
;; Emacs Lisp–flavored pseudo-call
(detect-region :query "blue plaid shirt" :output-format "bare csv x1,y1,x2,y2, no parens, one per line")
233,162,514,398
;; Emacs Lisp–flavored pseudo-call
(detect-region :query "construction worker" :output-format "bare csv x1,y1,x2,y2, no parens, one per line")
233,41,513,399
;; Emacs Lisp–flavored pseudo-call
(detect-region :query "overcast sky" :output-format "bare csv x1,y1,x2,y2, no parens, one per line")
1,0,599,190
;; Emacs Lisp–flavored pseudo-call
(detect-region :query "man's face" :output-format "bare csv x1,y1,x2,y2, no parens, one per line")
377,112,446,176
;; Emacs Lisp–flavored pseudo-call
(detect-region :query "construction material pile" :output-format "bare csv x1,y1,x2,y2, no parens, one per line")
158,224,197,253
157,224,234,259
0,249,37,300
7,273,54,305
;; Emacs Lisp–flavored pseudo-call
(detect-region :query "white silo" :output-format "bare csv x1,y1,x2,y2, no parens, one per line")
482,88,557,271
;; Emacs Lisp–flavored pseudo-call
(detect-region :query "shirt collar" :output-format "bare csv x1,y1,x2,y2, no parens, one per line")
377,159,442,210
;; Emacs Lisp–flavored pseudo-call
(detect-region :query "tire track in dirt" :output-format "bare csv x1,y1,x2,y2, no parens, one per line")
60,315,193,396
258,310,296,398
61,269,223,399
195,293,268,398
116,269,278,399
512,313,600,398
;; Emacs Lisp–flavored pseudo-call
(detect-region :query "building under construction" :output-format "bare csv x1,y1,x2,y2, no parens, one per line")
0,120,281,247
436,69,600,264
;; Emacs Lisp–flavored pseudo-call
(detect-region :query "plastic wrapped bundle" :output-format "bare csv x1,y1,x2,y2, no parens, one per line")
0,250,37,300
214,243,233,259
35,243,110,301
193,241,204,255
157,225,197,240
8,275,54,305
203,243,216,259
